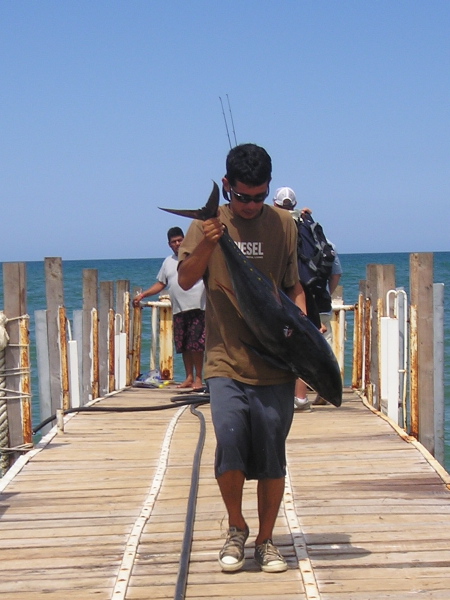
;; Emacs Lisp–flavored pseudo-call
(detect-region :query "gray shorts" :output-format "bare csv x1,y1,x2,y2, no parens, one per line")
207,377,295,480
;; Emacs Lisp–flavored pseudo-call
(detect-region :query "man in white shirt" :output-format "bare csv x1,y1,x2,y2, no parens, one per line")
133,227,206,390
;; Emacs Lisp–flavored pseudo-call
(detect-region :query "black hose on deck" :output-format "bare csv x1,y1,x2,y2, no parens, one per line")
32,393,209,600
174,402,206,600
32,396,210,435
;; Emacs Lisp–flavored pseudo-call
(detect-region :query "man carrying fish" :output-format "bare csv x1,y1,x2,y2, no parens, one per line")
177,143,308,573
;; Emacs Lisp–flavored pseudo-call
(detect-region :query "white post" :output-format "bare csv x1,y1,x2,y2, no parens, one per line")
115,314,127,390
395,290,408,428
68,340,80,408
380,316,400,424
73,310,83,405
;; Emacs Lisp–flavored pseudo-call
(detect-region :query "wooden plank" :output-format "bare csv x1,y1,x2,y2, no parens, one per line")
1,387,450,600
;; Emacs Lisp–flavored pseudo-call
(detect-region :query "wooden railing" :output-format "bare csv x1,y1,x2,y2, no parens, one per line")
349,252,445,463
0,252,445,474
0,258,174,472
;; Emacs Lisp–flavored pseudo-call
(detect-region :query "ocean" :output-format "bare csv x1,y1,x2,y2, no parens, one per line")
1,252,449,469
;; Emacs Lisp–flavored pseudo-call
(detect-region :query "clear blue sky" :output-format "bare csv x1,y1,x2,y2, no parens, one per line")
2,0,449,261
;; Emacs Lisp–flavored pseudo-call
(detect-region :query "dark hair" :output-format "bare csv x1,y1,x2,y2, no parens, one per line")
167,226,184,241
225,143,272,187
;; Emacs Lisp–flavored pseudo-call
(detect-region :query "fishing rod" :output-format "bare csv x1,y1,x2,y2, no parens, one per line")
219,96,232,149
226,94,238,146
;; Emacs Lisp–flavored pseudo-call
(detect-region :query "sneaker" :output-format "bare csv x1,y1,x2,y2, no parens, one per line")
312,394,328,406
254,539,288,572
294,397,311,411
218,526,249,572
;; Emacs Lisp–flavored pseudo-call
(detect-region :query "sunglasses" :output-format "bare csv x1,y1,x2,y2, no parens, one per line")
230,185,270,204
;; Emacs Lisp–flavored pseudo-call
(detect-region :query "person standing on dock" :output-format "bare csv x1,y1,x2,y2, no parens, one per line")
178,144,306,573
273,188,342,408
133,227,206,391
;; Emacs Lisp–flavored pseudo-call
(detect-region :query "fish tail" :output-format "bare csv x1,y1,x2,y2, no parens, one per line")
159,181,220,221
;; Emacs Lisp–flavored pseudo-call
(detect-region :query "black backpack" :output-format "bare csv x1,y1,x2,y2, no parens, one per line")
296,212,336,313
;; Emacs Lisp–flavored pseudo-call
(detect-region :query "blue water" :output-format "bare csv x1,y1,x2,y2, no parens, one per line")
1,252,449,469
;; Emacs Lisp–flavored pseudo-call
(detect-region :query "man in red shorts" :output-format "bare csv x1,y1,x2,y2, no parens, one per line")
133,227,205,390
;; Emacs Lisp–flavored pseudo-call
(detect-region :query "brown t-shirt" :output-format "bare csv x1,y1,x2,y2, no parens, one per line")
178,203,299,385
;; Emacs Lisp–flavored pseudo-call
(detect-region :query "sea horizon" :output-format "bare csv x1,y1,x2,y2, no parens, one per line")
4,249,449,263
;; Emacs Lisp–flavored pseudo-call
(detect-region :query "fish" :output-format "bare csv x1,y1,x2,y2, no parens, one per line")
160,182,342,407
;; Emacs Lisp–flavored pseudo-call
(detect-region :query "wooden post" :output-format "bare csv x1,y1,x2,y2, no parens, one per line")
331,285,345,378
433,283,445,464
44,258,64,415
366,264,396,409
131,305,142,382
99,281,114,397
410,253,434,455
363,296,372,398
352,290,364,390
2,262,27,466
82,270,98,404
409,304,419,439
159,303,173,380
18,316,31,444
124,290,131,386
58,306,70,412
130,287,141,384
91,307,99,400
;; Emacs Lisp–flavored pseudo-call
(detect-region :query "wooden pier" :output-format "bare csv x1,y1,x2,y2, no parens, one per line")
1,385,450,599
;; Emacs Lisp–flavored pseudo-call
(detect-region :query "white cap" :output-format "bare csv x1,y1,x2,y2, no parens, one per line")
273,187,297,209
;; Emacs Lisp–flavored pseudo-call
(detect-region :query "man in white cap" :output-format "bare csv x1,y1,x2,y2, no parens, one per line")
273,186,298,211
273,187,312,410
273,187,342,409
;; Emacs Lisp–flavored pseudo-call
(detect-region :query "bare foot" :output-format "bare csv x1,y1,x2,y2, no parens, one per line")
192,377,204,391
176,378,194,389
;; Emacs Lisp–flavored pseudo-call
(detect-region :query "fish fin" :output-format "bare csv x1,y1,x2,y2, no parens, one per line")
215,280,244,317
215,280,236,298
269,275,283,306
159,181,220,221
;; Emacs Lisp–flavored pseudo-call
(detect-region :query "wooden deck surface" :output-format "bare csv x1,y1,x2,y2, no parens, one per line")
1,386,450,599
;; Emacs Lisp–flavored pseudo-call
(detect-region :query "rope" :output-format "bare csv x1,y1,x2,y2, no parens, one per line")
0,390,32,399
0,367,31,376
0,443,33,455
0,311,11,475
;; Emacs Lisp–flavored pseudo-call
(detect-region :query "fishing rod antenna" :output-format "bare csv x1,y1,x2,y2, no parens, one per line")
226,94,238,146
219,96,232,149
